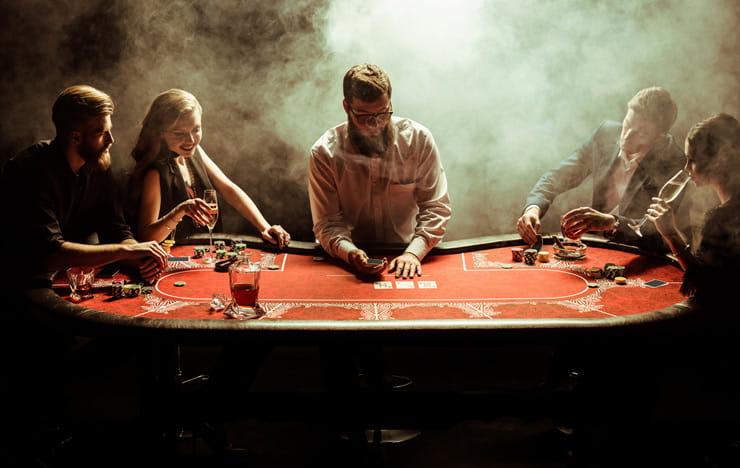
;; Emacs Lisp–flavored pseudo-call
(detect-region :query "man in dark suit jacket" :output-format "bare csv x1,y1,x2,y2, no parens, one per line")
517,87,688,252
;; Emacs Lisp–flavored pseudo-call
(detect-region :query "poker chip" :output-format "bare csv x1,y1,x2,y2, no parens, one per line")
111,279,124,298
312,256,326,262
502,264,513,269
614,276,627,285
537,251,550,263
174,281,186,287
523,248,538,265
267,264,279,270
604,265,626,280
586,267,602,279
511,248,524,262
587,282,599,288
123,284,141,297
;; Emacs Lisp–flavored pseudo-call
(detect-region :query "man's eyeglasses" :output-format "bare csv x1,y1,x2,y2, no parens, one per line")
348,104,393,126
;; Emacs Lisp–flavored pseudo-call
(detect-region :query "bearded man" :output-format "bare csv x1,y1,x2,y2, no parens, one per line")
2,85,167,285
309,64,452,278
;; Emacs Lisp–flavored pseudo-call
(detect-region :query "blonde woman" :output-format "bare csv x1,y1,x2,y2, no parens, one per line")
128,89,290,247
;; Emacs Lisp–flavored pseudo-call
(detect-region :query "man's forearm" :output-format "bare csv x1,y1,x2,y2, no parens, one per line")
41,241,135,271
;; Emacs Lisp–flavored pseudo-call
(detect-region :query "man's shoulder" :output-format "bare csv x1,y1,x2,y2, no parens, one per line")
592,120,622,138
4,140,55,173
311,122,346,154
11,139,54,159
394,116,432,136
392,117,436,151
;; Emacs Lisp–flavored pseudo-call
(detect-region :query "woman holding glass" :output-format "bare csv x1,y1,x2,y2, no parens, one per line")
648,113,740,306
128,88,290,248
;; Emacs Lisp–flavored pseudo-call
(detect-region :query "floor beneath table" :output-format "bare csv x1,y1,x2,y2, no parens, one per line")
3,341,740,467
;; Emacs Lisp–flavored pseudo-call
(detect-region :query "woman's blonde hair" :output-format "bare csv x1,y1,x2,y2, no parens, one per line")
130,88,202,178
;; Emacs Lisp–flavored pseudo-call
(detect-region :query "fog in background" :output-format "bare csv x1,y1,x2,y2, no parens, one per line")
1,0,738,241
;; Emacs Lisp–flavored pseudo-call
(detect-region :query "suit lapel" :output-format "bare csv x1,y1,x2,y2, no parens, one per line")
592,141,621,212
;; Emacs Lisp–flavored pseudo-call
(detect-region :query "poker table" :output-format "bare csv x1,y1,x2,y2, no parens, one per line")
24,234,692,346
19,234,700,432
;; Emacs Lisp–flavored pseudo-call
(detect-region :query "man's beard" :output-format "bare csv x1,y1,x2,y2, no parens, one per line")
80,143,112,170
348,120,394,156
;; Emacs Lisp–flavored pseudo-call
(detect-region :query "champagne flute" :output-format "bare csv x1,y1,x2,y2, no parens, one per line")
202,189,219,263
628,169,691,237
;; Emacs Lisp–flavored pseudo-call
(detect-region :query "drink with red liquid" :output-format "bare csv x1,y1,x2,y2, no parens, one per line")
66,266,95,302
231,283,259,307
228,254,261,318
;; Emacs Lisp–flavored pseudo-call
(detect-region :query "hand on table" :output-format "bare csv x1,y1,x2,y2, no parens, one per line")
137,257,163,284
388,252,422,279
262,225,291,249
561,207,615,239
123,241,168,283
348,249,387,275
517,206,541,246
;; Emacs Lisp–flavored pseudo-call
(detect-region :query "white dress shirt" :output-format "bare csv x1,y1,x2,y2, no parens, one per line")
309,117,452,263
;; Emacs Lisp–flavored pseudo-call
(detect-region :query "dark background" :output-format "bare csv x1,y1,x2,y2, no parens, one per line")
1,0,738,242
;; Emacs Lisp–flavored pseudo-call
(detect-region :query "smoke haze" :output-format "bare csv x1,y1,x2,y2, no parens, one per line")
1,0,737,241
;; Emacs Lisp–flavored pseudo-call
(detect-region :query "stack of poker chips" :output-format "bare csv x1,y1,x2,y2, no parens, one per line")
603,263,626,280
123,283,141,298
233,242,246,254
511,247,524,262
193,246,208,258
161,239,175,254
215,249,227,259
523,249,538,265
111,279,124,298
586,267,603,279
214,240,226,252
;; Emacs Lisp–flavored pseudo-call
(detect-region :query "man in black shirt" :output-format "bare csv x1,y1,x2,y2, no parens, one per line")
3,85,167,284
0,85,169,464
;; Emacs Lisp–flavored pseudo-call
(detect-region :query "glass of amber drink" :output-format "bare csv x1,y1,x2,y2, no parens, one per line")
228,254,262,318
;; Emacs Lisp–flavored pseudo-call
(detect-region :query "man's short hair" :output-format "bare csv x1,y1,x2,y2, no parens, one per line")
343,64,392,103
52,85,114,134
627,86,677,134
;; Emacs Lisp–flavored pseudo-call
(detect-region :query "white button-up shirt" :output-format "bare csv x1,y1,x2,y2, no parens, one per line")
309,117,452,263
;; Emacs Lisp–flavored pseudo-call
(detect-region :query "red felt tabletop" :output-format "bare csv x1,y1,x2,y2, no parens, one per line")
54,243,685,322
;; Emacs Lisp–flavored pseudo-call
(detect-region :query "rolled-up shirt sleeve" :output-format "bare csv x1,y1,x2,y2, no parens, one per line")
309,142,357,264
407,130,451,260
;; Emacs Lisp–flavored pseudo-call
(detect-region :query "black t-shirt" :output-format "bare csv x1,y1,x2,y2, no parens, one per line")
2,139,133,276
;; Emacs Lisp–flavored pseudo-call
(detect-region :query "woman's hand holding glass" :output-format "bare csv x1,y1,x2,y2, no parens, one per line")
628,169,691,237
645,197,678,237
175,198,214,227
